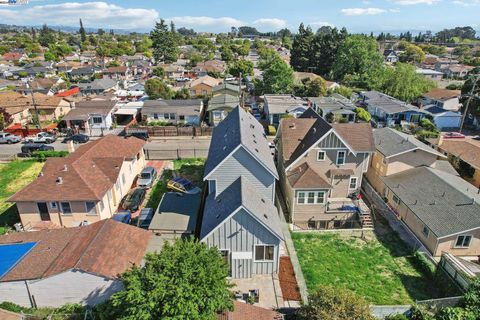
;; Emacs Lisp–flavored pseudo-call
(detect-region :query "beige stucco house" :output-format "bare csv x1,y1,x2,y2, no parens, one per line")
10,135,146,230
277,108,375,230
188,75,222,97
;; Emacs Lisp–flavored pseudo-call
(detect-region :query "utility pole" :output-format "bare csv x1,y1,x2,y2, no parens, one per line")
459,73,480,133
27,80,42,130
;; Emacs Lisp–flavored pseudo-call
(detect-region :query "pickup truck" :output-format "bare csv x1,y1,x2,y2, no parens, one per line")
0,132,21,144
25,132,56,144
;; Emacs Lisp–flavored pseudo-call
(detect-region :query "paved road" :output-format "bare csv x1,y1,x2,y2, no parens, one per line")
0,137,212,157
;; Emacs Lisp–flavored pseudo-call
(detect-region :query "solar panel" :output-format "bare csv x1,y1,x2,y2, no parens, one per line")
0,242,37,279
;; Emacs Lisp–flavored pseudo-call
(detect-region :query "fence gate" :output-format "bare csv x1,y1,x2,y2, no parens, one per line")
144,148,208,160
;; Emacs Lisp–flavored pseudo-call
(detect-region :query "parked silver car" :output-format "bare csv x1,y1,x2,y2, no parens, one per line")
0,132,21,144
137,167,158,188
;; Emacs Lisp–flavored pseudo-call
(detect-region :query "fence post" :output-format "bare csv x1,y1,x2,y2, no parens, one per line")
194,148,196,158
177,149,180,160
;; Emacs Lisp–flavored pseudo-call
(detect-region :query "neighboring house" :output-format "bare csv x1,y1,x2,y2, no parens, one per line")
292,71,322,84
68,66,101,79
432,137,480,187
416,68,444,80
77,78,119,96
201,106,283,278
277,108,375,230
0,91,31,125
212,83,241,97
103,66,130,80
359,91,427,126
14,67,55,78
420,88,462,111
384,49,399,63
193,60,226,76
308,94,356,123
2,52,25,62
62,100,117,134
207,93,240,126
142,99,204,126
263,94,308,127
423,106,462,130
27,93,71,122
325,80,340,91
189,75,222,97
365,127,447,195
16,78,62,95
9,135,146,229
382,166,480,257
0,219,151,307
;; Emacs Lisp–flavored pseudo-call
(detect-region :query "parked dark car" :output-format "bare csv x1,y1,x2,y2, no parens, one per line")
119,129,149,141
112,211,132,224
137,207,154,229
62,134,90,144
167,177,201,194
121,188,146,211
19,143,54,157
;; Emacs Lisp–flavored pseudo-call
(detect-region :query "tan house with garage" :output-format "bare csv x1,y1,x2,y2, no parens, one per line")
9,135,146,230
276,108,375,230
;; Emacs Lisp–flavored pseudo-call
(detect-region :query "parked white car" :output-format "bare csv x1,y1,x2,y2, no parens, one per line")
0,132,21,144
25,132,56,144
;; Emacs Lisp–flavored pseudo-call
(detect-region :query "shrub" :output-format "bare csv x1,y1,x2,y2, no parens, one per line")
385,314,408,320
268,125,276,136
355,107,372,122
419,118,437,132
32,150,69,162
464,278,480,315
413,251,436,279
436,307,476,320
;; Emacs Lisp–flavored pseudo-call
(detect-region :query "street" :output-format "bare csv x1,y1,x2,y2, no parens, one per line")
0,136,212,157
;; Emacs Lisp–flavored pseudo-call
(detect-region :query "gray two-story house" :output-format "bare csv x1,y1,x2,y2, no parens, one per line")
277,108,375,230
201,106,283,278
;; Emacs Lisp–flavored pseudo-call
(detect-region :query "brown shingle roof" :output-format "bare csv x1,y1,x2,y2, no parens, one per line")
0,219,151,281
0,91,63,109
190,75,222,88
104,66,128,74
288,163,331,189
439,140,480,170
217,301,283,320
423,88,461,101
332,123,375,152
9,135,145,202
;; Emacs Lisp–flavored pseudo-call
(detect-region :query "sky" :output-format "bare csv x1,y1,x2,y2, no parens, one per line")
0,0,479,34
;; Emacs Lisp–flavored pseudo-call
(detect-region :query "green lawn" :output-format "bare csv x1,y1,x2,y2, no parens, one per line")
0,160,44,234
292,224,443,305
145,158,205,211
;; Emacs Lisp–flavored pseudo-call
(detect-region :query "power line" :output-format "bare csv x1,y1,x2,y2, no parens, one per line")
459,73,480,133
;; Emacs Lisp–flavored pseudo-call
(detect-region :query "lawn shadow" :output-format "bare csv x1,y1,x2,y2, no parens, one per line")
0,204,20,234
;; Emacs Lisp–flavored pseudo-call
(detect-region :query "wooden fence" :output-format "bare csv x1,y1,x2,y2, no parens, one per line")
127,126,213,137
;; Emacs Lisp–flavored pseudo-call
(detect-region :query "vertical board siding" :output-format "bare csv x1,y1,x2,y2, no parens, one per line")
209,148,275,201
318,132,346,149
203,209,280,278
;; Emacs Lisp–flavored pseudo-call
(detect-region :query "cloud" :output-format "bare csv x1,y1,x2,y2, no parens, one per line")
340,7,387,16
168,16,244,28
452,0,479,6
0,2,159,29
309,21,335,28
253,18,288,30
393,0,439,5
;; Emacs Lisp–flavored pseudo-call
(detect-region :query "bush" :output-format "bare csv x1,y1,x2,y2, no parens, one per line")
436,307,476,320
419,118,437,132
385,314,408,320
32,150,69,162
148,121,173,127
355,107,372,122
464,278,480,315
413,251,436,279
0,301,30,313
268,125,276,136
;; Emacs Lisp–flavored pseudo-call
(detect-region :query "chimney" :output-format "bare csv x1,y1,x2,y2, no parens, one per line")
289,123,296,129
56,177,63,184
67,140,75,153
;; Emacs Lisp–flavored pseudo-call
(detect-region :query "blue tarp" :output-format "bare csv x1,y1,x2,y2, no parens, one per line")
0,242,37,279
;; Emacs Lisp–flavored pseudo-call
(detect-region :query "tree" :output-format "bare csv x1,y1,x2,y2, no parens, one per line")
96,238,233,320
43,50,58,62
461,67,480,118
290,23,315,72
297,286,374,320
464,278,480,315
400,43,426,63
150,19,179,63
238,26,259,36
332,35,383,84
144,78,174,100
294,77,327,97
174,87,191,100
0,113,4,131
355,107,372,122
151,67,165,78
220,45,234,63
228,59,254,77
38,24,55,47
311,27,348,76
79,19,86,43
255,55,294,95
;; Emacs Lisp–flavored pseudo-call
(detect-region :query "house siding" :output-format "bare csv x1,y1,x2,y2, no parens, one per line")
202,208,280,278
208,147,275,202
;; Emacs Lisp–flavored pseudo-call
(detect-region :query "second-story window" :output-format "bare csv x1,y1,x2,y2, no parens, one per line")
317,151,326,161
336,151,346,165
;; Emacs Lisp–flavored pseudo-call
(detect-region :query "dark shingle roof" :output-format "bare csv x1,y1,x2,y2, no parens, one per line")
208,93,239,111
142,99,203,115
204,106,277,178
149,192,201,231
382,167,480,238
200,177,283,240
362,91,420,114
373,128,444,158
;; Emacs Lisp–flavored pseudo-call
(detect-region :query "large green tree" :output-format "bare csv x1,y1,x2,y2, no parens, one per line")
228,59,254,77
311,27,348,77
297,286,374,320
144,78,174,100
461,67,480,118
79,19,86,43
290,23,315,72
256,54,294,94
150,19,179,63
96,239,233,320
332,35,383,84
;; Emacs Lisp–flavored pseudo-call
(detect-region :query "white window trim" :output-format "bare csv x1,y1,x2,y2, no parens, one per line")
297,190,326,205
336,150,346,166
253,244,275,262
454,235,472,249
49,202,57,209
317,150,326,161
392,194,401,205
60,202,72,215
349,177,358,190
85,201,97,215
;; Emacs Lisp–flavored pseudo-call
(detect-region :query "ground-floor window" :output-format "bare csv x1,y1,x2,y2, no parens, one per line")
254,245,274,261
455,235,472,248
60,202,72,214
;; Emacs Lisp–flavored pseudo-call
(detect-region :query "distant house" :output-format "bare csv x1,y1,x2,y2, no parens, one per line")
212,83,241,97
263,94,308,126
307,94,356,123
359,91,427,126
420,88,462,111
103,66,130,80
62,100,117,134
9,135,146,229
27,93,72,122
383,50,399,63
365,127,447,195
423,106,462,130
382,166,480,257
68,66,101,79
277,108,375,230
193,60,226,76
77,78,118,95
189,75,222,97
142,99,204,126
16,78,62,95
201,106,283,278
2,52,25,62
416,68,444,80
0,219,151,307
293,71,321,84
207,93,240,126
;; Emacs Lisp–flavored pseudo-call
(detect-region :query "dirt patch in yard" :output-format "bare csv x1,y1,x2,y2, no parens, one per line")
279,256,301,301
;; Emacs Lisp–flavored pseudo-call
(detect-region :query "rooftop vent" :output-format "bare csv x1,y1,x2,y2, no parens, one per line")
63,164,68,172
261,198,265,203
289,123,296,129
38,172,44,177
250,124,255,129
255,148,259,153
263,214,268,219
216,214,220,219
253,140,257,144
56,177,63,185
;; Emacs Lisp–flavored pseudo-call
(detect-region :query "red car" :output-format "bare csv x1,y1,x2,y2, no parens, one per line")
443,132,465,139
